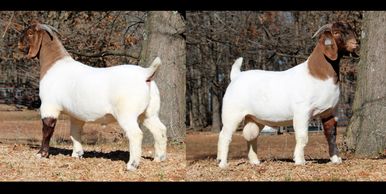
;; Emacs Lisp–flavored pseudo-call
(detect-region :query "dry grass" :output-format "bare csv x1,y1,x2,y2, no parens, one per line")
0,142,185,181
0,104,185,181
185,131,386,181
1,104,385,181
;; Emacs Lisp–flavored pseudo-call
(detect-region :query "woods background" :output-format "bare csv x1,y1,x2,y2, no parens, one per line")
0,11,146,106
1,11,362,134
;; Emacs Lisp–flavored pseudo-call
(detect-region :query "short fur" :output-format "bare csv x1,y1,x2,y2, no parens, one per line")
19,22,167,171
217,22,358,168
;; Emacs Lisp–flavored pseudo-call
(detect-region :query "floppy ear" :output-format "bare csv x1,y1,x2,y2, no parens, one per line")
319,31,338,60
27,27,43,59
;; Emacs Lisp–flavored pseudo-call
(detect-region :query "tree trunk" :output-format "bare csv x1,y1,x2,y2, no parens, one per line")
211,93,221,132
139,11,186,143
345,11,386,157
211,49,222,132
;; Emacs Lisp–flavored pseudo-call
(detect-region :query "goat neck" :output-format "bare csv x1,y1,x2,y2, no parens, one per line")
324,53,342,82
308,35,340,84
38,32,70,80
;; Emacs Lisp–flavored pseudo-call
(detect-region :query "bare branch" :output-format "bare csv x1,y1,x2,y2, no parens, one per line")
275,52,308,60
124,21,144,36
2,12,14,39
106,12,122,47
66,48,139,59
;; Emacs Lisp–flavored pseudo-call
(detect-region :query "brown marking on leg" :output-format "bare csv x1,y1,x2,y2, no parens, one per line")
322,116,339,157
38,117,57,158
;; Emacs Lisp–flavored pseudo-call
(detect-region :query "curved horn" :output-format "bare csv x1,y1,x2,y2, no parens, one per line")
39,24,60,40
45,24,60,35
312,23,332,38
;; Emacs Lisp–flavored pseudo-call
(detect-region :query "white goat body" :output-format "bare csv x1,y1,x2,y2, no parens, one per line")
225,58,339,126
19,22,167,171
40,56,160,122
41,56,166,171
218,22,358,168
218,58,340,168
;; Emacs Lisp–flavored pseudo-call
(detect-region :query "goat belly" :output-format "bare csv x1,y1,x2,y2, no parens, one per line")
247,115,294,127
61,103,112,122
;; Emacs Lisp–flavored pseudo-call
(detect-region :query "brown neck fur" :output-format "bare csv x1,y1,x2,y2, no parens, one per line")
38,33,70,80
308,41,339,83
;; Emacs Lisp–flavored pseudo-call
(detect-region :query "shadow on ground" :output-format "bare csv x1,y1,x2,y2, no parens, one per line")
28,144,155,163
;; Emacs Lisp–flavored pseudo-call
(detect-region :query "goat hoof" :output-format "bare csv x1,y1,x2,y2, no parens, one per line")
71,150,84,158
218,161,228,169
294,158,306,165
330,155,342,164
127,165,137,171
154,154,166,162
249,159,261,165
127,161,139,171
37,150,49,158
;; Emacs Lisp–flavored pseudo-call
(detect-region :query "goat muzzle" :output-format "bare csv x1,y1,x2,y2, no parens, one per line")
17,41,30,56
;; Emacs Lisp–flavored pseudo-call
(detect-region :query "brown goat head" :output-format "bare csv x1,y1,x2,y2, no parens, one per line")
313,22,358,56
331,22,358,54
18,22,59,59
308,22,358,82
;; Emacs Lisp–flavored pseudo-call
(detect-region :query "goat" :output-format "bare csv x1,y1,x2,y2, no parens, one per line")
18,21,167,171
217,22,358,168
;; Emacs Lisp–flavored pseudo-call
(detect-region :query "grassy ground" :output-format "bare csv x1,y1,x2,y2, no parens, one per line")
1,104,385,181
0,142,185,181
185,131,386,181
0,104,185,181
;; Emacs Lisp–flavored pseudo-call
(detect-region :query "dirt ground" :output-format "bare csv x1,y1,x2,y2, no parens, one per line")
185,130,386,181
1,104,385,181
0,105,185,181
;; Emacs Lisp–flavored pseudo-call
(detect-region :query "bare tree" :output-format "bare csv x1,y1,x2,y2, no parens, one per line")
345,11,386,157
139,11,186,143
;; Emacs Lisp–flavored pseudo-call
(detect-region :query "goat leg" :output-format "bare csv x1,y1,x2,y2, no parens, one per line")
322,116,342,163
37,117,57,158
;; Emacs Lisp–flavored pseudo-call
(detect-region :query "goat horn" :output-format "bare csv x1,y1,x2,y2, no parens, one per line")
312,23,332,38
39,24,61,40
46,24,60,35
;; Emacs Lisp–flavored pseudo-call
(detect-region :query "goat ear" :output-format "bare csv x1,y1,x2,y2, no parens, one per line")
27,30,43,59
319,31,338,60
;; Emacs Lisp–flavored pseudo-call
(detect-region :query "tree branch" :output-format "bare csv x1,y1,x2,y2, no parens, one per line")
66,48,139,59
2,12,14,39
275,52,308,60
124,21,144,36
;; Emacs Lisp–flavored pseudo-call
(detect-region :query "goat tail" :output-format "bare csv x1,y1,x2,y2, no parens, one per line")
230,57,243,81
146,57,162,81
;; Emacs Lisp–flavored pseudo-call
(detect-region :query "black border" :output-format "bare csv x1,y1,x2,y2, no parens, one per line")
2,181,384,194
